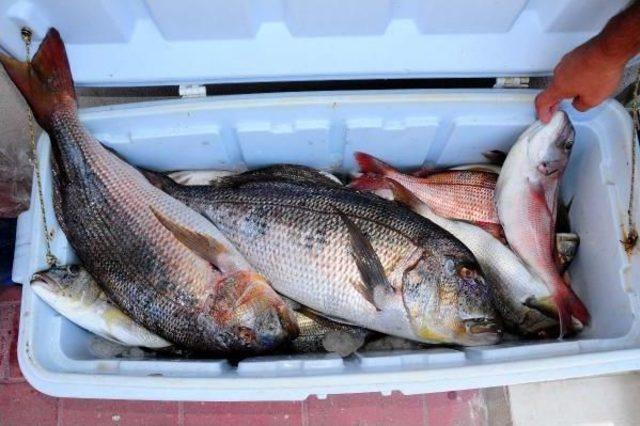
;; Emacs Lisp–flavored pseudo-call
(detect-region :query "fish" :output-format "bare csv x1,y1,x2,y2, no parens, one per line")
350,175,559,335
283,297,371,355
167,167,372,355
0,28,298,354
162,164,343,188
448,164,502,174
145,166,502,346
556,233,579,274
353,152,503,240
495,110,589,336
31,266,171,348
169,170,239,186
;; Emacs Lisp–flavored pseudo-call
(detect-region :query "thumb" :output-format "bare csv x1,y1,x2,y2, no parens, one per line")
535,85,563,123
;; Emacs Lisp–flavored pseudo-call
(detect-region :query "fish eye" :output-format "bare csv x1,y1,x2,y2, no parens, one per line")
238,327,254,342
564,139,574,150
457,265,478,280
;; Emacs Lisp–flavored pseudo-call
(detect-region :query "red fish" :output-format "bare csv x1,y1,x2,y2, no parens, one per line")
495,111,589,336
352,152,503,240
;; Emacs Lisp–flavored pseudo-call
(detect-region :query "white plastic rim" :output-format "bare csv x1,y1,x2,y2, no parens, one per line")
0,0,632,85
12,89,640,401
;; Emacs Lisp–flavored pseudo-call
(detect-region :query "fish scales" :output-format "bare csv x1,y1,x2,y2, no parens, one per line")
385,171,498,224
50,112,219,346
2,28,297,353
167,180,472,334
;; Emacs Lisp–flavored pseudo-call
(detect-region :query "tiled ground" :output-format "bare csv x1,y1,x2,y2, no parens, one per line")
0,285,512,426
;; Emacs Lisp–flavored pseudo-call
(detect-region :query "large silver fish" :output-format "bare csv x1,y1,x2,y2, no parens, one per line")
0,29,298,354
349,175,558,336
495,111,589,336
146,165,502,346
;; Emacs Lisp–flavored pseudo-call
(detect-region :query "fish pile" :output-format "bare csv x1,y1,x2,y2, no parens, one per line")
1,29,589,359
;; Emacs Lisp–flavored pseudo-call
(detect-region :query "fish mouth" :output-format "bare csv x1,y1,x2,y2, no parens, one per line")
538,165,560,176
30,272,58,290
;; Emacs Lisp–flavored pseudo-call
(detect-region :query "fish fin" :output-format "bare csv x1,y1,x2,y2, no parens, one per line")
0,28,76,130
354,152,396,177
524,296,558,320
554,281,590,337
566,196,575,212
382,178,434,215
149,206,227,268
349,174,392,192
141,168,182,192
348,174,396,201
545,182,560,229
215,165,342,188
411,167,437,178
556,198,572,233
333,206,394,310
527,177,554,230
482,150,507,165
301,306,361,327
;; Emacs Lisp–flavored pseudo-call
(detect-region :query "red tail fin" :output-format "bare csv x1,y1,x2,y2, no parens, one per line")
0,28,76,130
555,282,590,337
349,174,391,192
354,152,396,177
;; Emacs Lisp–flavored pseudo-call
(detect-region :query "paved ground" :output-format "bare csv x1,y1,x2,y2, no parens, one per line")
0,285,514,426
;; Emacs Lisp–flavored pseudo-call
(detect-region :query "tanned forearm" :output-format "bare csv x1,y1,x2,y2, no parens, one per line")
535,2,640,122
597,2,640,65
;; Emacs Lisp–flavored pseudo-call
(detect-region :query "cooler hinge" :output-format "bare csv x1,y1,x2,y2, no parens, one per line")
179,84,207,98
494,77,530,89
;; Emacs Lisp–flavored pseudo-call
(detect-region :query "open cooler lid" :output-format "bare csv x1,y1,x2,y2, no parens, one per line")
0,0,633,86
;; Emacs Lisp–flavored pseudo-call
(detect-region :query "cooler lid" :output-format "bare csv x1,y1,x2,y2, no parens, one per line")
0,0,632,87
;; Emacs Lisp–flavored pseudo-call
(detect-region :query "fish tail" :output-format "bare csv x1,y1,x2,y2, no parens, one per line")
554,280,590,337
354,152,396,177
349,173,391,192
140,169,182,192
0,28,76,130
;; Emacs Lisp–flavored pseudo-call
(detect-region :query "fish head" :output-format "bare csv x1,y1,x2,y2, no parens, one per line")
209,271,299,353
30,265,97,307
402,251,501,346
525,110,575,178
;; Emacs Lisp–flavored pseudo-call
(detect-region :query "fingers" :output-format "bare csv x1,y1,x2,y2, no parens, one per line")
572,96,592,112
535,85,563,123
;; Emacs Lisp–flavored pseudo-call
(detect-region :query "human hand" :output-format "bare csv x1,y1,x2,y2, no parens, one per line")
535,38,626,123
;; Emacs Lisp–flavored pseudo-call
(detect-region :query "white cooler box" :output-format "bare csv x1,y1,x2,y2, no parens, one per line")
5,0,640,401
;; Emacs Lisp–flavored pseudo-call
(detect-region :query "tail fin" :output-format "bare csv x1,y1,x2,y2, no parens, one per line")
354,152,395,177
555,282,590,337
349,174,396,201
350,174,390,192
0,28,76,130
350,174,432,217
140,169,182,192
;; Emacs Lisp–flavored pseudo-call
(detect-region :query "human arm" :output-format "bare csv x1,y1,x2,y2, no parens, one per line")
535,2,640,123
